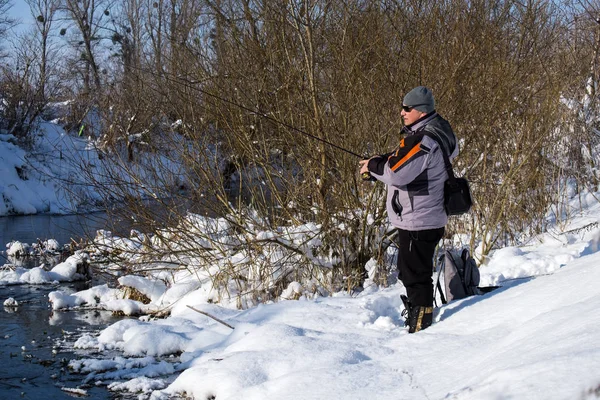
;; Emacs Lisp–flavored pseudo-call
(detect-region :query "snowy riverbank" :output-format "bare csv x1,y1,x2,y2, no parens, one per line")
2,116,600,399
0,114,186,217
1,189,599,399
0,122,104,215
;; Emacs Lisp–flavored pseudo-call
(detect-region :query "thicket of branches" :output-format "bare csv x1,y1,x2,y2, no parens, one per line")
2,0,600,300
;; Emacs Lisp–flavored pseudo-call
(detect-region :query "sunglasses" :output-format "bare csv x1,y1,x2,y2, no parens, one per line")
402,104,425,112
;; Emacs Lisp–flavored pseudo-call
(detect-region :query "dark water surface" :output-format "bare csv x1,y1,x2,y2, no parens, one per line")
0,207,190,399
0,212,112,250
0,213,127,399
0,282,121,399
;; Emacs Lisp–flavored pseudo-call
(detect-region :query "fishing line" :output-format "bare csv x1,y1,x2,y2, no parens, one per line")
128,65,366,160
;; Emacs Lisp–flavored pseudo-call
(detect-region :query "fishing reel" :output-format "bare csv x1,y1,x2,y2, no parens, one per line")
361,172,376,182
361,156,377,182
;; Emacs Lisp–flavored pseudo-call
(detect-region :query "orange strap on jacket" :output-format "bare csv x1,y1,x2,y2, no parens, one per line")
389,143,422,172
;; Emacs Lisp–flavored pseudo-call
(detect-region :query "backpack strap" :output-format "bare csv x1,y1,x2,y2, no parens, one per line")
461,248,470,264
423,131,457,185
461,248,482,296
437,279,447,305
452,251,470,295
433,253,447,306
461,248,471,292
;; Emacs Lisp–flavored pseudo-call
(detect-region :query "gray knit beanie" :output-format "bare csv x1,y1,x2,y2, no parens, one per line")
403,86,435,113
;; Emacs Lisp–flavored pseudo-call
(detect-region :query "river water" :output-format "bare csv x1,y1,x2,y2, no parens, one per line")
0,212,115,252
0,282,122,399
0,213,124,399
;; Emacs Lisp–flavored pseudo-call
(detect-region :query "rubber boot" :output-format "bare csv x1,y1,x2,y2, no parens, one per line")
400,295,412,329
407,305,433,333
401,295,433,333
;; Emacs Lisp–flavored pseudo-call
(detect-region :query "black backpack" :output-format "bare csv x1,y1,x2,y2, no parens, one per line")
434,248,481,305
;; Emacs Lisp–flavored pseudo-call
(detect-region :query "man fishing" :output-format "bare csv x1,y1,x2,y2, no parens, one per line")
359,86,458,333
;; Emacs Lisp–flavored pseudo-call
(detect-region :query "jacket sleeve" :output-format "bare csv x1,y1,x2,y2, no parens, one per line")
368,133,434,186
366,153,390,176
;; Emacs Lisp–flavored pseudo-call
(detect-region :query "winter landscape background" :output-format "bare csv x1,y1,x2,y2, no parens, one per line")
3,0,600,398
1,104,600,399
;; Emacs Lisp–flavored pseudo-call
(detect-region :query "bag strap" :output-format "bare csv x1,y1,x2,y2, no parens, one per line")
437,279,447,305
433,254,447,306
423,131,456,183
451,251,470,294
461,249,472,291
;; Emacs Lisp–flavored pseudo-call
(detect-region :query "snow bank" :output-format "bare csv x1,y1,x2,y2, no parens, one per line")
140,250,600,400
0,129,90,215
118,275,167,303
58,204,600,400
20,209,600,397
107,377,166,394
0,117,190,216
48,284,119,310
0,136,43,215
3,297,18,307
0,252,90,285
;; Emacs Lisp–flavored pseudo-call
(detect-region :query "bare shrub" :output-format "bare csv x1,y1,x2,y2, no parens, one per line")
5,0,595,303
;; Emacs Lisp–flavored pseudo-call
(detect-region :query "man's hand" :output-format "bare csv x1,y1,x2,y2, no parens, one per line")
359,159,370,175
359,159,376,181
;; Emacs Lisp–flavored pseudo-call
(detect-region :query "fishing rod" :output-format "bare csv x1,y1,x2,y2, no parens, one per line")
147,70,366,160
127,65,376,180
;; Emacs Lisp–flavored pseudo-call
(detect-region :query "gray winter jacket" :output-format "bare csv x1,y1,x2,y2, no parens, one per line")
367,112,458,231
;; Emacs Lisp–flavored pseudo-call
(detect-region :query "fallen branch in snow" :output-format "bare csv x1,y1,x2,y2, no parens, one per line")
562,221,599,235
186,305,235,329
0,263,16,271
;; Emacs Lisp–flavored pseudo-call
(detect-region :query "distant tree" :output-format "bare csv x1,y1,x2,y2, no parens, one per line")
58,0,111,94
26,0,60,104
0,0,15,36
0,0,16,58
565,1,600,189
0,33,45,139
0,0,65,139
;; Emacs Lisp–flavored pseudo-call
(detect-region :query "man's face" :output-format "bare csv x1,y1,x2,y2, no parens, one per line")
401,106,426,126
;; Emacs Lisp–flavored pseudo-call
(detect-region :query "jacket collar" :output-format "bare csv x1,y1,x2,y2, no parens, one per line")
402,111,438,134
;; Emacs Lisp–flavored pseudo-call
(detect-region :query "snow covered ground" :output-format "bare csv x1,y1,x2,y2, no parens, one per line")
58,233,600,400
1,194,596,399
0,118,105,215
2,119,600,399
0,109,187,216
151,255,600,400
